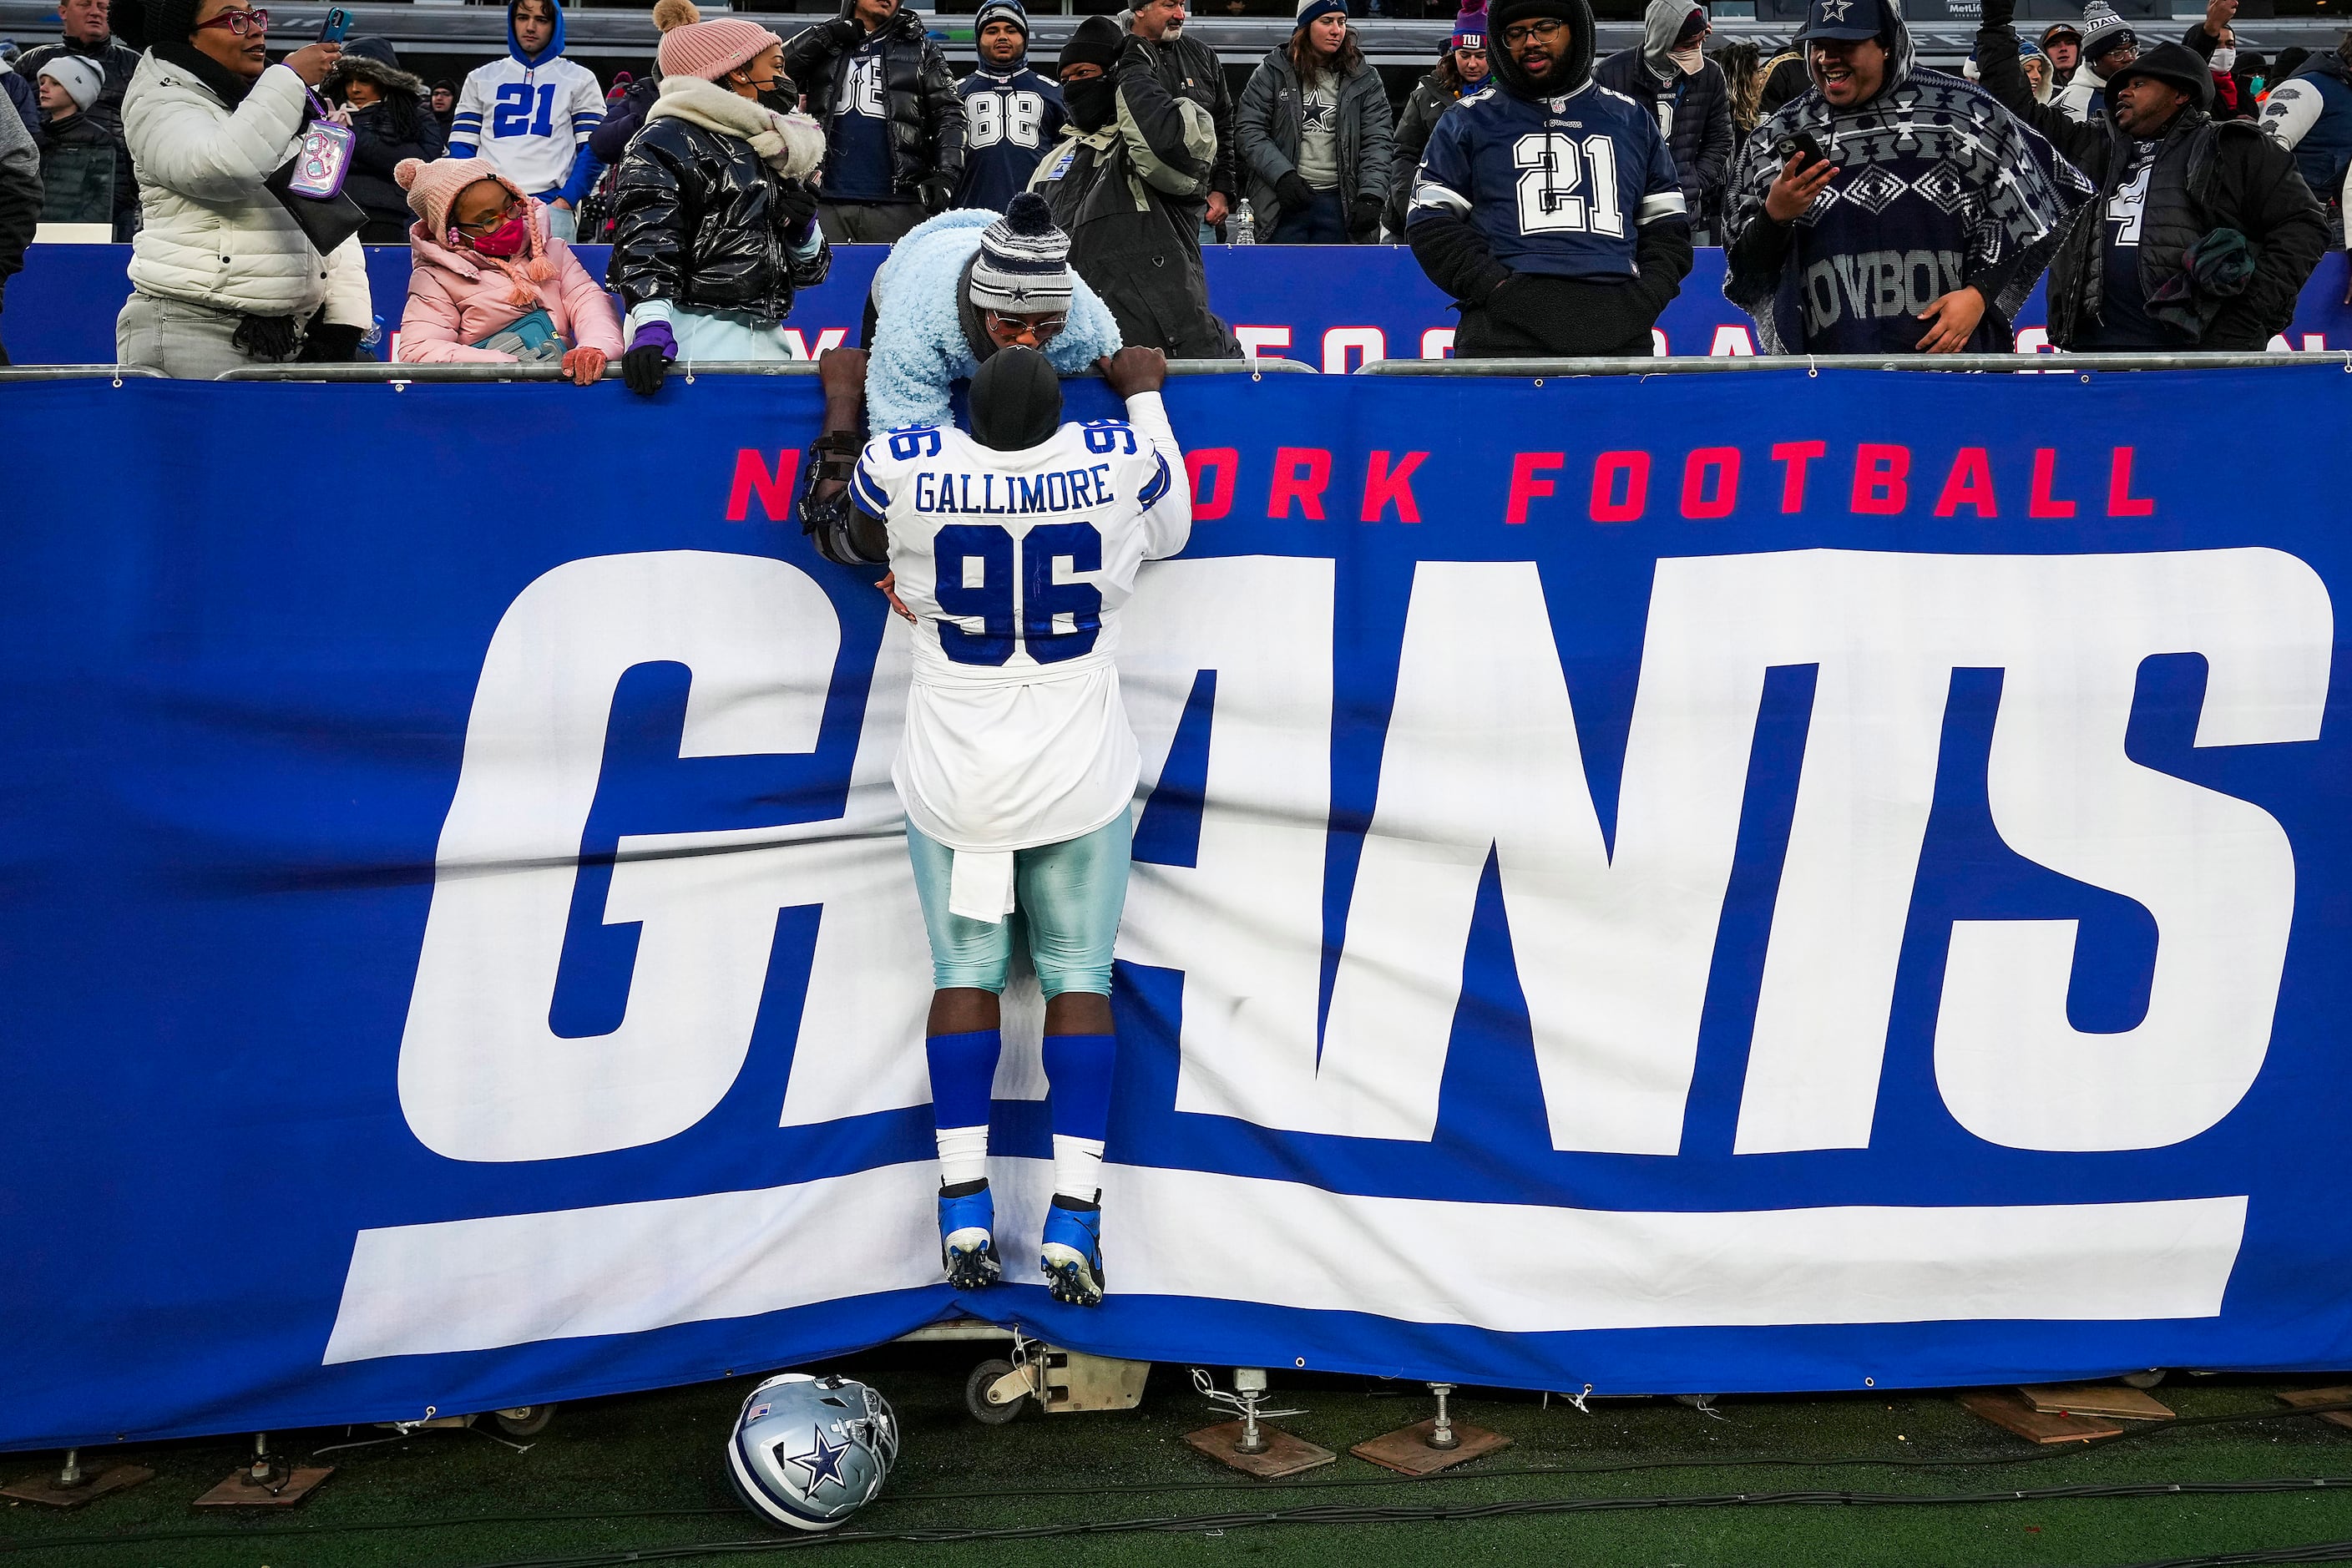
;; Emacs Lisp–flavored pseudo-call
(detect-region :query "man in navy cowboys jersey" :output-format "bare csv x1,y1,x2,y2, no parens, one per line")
1407,0,1693,357
953,0,1065,211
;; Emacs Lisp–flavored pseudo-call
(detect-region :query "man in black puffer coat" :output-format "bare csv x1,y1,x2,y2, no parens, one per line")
1596,0,1732,237
786,0,964,244
1977,0,2324,352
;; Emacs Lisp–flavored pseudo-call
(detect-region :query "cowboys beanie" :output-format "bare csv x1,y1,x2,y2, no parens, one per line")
1296,0,1348,30
1059,13,1121,72
969,192,1076,316
974,0,1028,38
1489,0,1576,37
2078,0,2133,59
38,53,104,110
2108,39,2213,108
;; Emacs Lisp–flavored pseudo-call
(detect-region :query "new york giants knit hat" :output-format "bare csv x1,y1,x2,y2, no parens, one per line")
1451,8,1487,50
967,192,1075,316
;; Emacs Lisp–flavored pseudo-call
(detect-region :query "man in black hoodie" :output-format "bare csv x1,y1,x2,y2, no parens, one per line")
1978,0,2324,351
1406,0,1693,357
787,0,964,244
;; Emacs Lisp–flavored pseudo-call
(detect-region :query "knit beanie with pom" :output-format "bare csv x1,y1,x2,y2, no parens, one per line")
968,192,1075,316
653,0,781,83
396,157,558,303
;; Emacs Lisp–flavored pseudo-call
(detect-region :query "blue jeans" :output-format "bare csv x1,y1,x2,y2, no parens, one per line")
1274,188,1349,244
906,815,1134,997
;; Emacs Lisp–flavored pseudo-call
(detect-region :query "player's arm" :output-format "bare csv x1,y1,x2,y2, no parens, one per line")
1405,116,1509,306
847,440,895,567
1100,347,1190,559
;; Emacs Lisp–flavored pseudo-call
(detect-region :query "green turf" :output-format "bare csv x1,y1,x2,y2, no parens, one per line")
9,1353,2352,1568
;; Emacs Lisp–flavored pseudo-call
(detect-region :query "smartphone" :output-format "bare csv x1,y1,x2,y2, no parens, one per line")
1773,130,1830,171
319,7,351,43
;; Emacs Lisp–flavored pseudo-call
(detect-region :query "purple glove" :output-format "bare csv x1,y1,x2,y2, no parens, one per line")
623,320,678,396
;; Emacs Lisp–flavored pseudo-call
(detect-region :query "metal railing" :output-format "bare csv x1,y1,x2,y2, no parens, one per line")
212,357,1313,382
0,364,169,382
1356,352,2352,377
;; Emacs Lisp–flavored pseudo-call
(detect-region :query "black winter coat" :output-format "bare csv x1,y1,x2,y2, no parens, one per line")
784,7,964,200
1976,25,2326,350
1029,33,1236,357
331,58,447,235
1384,68,1471,235
36,109,134,238
1592,48,1733,223
609,114,832,326
1234,45,1395,242
1126,22,1238,202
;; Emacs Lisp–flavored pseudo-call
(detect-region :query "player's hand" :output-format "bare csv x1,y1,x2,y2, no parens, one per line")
1205,190,1231,225
282,40,341,84
1763,151,1836,222
2204,0,2238,37
1099,346,1166,397
818,345,867,399
875,571,915,623
1914,286,1985,353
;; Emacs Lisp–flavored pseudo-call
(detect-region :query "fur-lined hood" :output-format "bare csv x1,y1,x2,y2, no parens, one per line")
328,52,430,104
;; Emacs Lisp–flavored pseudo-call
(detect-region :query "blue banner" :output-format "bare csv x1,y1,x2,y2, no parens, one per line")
3,365,2349,1452
13,242,2352,368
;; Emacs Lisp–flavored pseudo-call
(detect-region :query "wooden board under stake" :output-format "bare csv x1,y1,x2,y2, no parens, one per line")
0,1465,153,1508
1959,1389,2126,1444
2277,1387,2352,1431
2019,1383,2176,1422
1351,1419,1512,1476
1182,1422,1336,1479
193,1465,334,1507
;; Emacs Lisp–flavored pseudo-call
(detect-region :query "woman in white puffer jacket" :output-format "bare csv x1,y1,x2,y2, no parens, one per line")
116,0,372,376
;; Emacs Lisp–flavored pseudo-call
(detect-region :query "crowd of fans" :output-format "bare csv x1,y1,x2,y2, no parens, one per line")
0,0,2344,369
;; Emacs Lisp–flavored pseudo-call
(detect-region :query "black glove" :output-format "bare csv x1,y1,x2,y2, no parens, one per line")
823,16,862,48
301,321,365,362
919,171,957,214
776,178,819,241
1275,172,1316,213
1351,192,1383,237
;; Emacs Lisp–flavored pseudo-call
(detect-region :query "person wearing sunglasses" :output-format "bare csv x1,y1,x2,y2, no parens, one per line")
114,0,373,375
799,190,1121,559
389,154,620,385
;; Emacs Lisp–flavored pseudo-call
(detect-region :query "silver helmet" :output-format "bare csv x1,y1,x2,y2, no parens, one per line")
726,1372,900,1531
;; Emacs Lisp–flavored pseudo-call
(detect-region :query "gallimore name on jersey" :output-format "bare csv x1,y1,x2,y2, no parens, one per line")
905,462,1128,517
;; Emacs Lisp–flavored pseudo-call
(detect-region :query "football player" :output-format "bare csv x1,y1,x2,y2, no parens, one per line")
1406,0,1694,357
842,345,1189,1307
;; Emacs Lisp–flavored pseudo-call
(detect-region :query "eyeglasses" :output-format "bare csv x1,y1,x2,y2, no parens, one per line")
1500,17,1564,45
193,7,267,34
985,309,1067,341
452,195,524,235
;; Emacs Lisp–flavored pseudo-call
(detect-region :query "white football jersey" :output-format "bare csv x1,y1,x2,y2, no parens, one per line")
853,391,1191,854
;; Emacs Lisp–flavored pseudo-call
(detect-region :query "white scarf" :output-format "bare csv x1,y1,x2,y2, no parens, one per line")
645,74,825,180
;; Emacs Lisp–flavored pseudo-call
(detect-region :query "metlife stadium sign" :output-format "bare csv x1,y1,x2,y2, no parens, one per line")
3,365,2348,1449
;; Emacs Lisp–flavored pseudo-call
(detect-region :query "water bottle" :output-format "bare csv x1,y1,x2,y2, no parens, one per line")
359,312,386,357
1232,202,1256,245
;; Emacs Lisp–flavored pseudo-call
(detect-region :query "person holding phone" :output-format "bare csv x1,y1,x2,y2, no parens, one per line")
114,0,372,375
1722,0,2091,354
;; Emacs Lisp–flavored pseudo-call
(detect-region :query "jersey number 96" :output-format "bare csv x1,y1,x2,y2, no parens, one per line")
933,522,1103,666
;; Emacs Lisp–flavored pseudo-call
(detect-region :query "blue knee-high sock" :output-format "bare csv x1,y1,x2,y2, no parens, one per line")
926,1029,1000,1187
1040,1032,1115,1204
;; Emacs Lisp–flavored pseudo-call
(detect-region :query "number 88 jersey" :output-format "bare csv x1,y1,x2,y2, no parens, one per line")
1409,79,1685,282
852,399,1191,852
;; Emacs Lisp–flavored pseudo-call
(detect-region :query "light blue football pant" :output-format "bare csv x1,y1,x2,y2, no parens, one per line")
905,814,1133,998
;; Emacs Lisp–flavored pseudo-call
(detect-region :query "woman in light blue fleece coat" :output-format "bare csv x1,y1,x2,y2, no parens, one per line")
862,196,1121,432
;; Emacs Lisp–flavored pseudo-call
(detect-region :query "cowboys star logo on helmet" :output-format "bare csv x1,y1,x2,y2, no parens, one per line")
786,1429,851,1493
726,1373,898,1532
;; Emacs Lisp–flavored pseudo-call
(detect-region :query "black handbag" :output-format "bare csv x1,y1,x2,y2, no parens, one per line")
266,159,368,255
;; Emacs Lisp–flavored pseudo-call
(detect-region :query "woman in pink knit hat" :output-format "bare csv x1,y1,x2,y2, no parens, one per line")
607,0,827,395
392,154,623,384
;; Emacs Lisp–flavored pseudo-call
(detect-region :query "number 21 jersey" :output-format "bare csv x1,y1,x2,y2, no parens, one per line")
1409,80,1685,281
853,392,1191,852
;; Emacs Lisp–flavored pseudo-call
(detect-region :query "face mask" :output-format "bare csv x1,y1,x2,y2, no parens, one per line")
756,83,795,114
2210,46,2236,72
466,210,530,258
1667,41,1703,73
1064,74,1115,129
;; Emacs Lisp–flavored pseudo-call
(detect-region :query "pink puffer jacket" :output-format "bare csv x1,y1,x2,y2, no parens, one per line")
395,200,623,363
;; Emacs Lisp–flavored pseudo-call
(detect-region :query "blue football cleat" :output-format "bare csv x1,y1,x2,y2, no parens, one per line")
938,1182,1001,1290
1039,1199,1105,1307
